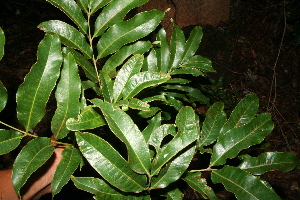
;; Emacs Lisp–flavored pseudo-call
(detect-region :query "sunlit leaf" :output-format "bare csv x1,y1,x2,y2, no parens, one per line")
0,130,22,155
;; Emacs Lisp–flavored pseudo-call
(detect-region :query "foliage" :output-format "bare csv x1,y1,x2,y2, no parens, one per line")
0,1,299,199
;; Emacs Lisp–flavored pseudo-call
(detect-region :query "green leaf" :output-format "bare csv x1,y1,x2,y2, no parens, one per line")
91,99,151,175
122,72,170,100
46,0,88,34
162,187,184,200
183,172,219,200
220,94,259,136
76,132,146,192
211,165,281,200
182,55,215,73
0,81,7,112
138,106,160,118
142,112,162,143
66,106,106,131
51,53,81,139
198,102,226,151
0,130,23,155
52,146,81,196
99,72,114,102
171,68,204,76
102,41,152,74
169,25,185,71
142,48,158,72
38,20,92,59
77,0,89,13
112,55,143,102
88,0,111,14
0,26,4,60
97,9,164,58
210,113,274,167
151,107,199,175
93,0,148,37
165,78,190,84
17,34,62,132
128,98,150,111
239,152,300,175
12,137,54,196
156,27,170,73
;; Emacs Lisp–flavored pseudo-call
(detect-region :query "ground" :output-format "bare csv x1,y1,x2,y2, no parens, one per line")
0,0,299,199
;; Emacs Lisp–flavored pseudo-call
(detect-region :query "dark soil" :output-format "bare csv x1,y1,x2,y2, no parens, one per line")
0,0,299,199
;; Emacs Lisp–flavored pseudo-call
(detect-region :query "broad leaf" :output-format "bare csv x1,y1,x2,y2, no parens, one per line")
91,99,150,175
220,94,259,136
46,0,88,34
76,132,146,192
66,106,106,131
17,34,62,132
183,172,219,200
0,26,4,60
12,137,54,196
210,113,274,167
156,27,170,73
51,53,81,139
93,0,148,37
211,165,281,200
238,152,300,175
0,130,22,155
0,81,7,112
97,10,164,58
52,146,81,196
38,20,92,59
181,26,203,63
169,25,185,71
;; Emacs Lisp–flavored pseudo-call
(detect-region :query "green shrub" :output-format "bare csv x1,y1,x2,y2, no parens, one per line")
0,0,298,199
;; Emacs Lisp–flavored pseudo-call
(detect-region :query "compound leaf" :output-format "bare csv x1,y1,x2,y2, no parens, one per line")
0,130,23,155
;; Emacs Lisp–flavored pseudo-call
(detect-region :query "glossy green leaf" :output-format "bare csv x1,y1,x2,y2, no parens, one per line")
94,0,148,37
102,41,151,74
171,68,204,76
138,107,160,118
77,0,88,13
211,165,281,200
151,145,195,189
76,132,146,192
91,99,150,175
183,172,219,200
0,26,4,60
142,48,158,72
52,146,82,196
156,27,170,73
97,10,164,58
12,137,54,196
0,81,7,112
142,112,162,143
239,152,300,175
46,0,88,34
89,0,111,14
66,106,106,131
0,130,22,155
128,98,150,111
181,26,203,63
165,78,190,84
182,55,215,73
169,25,185,71
162,188,184,200
210,113,274,167
112,55,143,102
151,107,199,175
17,34,62,132
122,72,170,100
62,47,98,83
99,72,114,102
198,102,226,151
220,94,259,136
51,53,81,139
38,20,92,58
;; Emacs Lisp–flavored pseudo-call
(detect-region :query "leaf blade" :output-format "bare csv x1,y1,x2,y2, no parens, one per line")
0,130,23,155
0,26,4,60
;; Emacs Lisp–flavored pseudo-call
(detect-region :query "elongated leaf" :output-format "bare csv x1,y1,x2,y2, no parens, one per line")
47,0,88,34
66,106,106,131
220,94,259,136
100,72,114,102
151,107,199,175
183,172,219,200
77,0,89,13
97,10,164,58
76,132,146,192
198,102,226,151
0,130,22,155
138,106,160,118
52,146,81,196
122,72,170,100
102,41,151,74
142,112,162,143
17,34,62,132
128,98,150,111
162,188,184,200
12,137,54,196
181,26,203,63
142,48,158,72
182,55,214,72
171,68,204,76
210,113,274,167
211,165,281,200
156,27,170,73
88,0,111,14
0,81,7,112
91,99,150,175
169,25,185,71
0,26,4,60
51,53,81,139
112,55,143,102
39,20,92,58
151,145,195,189
239,152,300,175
